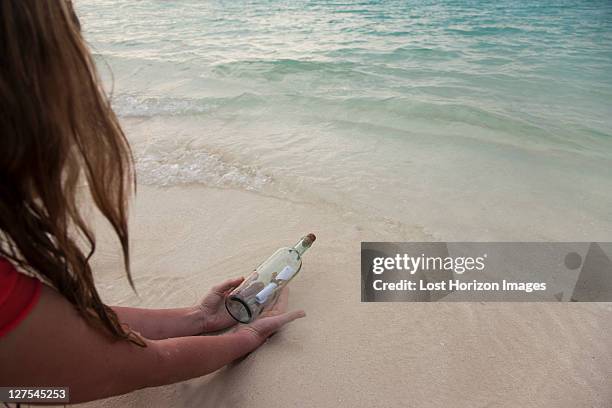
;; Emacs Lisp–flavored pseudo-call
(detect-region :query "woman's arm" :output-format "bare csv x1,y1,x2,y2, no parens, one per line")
111,277,245,339
111,305,203,339
0,285,304,403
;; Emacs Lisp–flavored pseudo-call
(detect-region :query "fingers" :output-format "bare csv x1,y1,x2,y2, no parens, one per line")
254,309,306,337
270,287,290,312
260,287,290,318
274,309,306,326
211,276,244,296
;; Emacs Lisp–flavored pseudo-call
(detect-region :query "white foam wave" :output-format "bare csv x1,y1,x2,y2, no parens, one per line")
135,145,271,191
112,94,217,117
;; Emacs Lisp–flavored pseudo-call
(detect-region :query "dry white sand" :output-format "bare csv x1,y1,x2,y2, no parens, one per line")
76,185,611,408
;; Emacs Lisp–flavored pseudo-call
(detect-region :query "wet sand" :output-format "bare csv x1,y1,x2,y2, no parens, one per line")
76,185,612,408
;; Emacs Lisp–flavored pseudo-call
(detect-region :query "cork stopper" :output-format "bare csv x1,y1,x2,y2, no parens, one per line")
303,233,316,247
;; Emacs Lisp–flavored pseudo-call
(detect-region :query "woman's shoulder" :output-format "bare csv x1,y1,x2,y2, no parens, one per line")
0,257,42,337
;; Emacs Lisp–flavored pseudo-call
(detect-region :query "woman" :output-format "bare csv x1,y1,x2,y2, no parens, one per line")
0,1,305,403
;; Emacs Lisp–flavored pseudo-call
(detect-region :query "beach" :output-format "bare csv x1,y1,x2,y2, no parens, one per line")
67,0,612,406
78,185,612,407
78,0,612,242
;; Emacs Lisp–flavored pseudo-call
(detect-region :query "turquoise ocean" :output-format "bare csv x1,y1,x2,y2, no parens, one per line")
78,0,612,240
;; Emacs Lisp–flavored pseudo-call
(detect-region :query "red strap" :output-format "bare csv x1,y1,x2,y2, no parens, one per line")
0,258,42,337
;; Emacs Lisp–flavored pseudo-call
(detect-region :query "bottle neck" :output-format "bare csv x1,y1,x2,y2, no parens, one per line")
293,235,314,257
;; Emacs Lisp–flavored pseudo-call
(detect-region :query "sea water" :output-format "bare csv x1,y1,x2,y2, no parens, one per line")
77,0,612,240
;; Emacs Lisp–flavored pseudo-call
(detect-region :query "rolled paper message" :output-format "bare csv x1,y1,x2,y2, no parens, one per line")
255,282,278,304
276,265,297,281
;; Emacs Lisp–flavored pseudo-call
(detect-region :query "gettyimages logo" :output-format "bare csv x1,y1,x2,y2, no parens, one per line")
371,253,487,275
361,242,612,302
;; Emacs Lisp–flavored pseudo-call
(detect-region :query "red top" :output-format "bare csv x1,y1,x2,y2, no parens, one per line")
0,257,41,337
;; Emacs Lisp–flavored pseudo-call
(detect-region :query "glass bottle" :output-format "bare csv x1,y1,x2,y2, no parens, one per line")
225,233,316,323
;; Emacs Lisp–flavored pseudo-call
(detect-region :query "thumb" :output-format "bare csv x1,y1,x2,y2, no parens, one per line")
212,276,245,296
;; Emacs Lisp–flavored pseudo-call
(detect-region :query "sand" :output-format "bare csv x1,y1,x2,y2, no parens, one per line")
74,185,612,408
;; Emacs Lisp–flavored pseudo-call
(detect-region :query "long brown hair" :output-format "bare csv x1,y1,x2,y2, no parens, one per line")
0,1,140,344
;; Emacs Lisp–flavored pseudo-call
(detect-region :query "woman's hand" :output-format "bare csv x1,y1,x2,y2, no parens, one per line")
112,277,304,340
197,276,245,333
6,284,298,403
235,287,306,345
